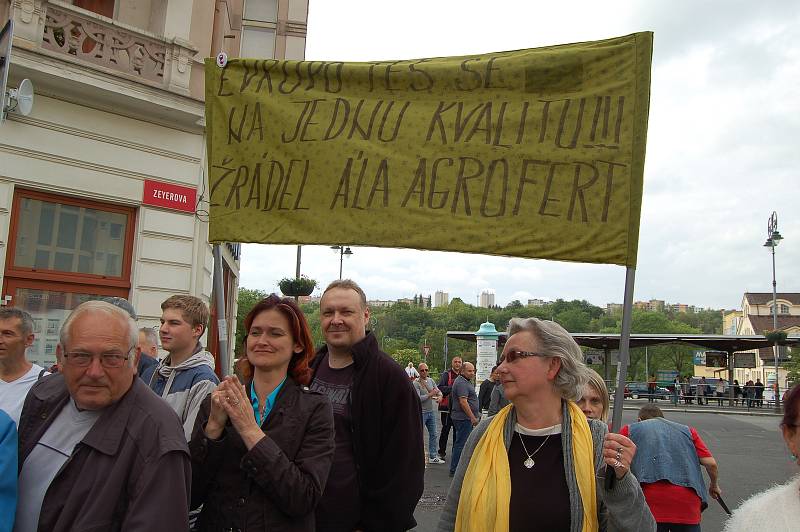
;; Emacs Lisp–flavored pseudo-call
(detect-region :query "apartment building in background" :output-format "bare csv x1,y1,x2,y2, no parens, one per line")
434,290,449,307
479,290,495,308
0,0,309,371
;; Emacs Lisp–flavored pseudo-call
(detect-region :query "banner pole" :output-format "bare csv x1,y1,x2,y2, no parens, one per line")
610,266,636,433
213,244,230,377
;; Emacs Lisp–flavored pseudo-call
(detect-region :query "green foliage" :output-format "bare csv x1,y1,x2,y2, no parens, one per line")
783,347,800,383
390,348,423,368
278,275,316,296
235,287,270,357
236,286,724,381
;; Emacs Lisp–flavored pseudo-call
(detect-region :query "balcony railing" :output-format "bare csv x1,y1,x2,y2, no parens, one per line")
42,3,167,84
11,1,197,95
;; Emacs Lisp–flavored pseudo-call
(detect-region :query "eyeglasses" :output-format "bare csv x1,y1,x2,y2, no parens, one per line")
419,369,428,372
499,349,549,364
63,347,134,368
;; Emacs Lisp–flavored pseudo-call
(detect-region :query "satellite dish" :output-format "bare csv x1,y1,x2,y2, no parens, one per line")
9,78,34,116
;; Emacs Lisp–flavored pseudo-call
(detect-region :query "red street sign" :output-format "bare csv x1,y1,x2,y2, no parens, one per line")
423,345,431,356
143,180,197,213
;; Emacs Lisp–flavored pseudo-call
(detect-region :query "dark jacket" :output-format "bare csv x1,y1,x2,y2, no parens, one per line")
189,378,335,532
477,379,497,411
18,373,191,532
310,332,425,532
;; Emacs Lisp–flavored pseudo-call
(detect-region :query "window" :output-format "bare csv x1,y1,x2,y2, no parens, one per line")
240,0,277,59
780,304,790,314
3,189,135,369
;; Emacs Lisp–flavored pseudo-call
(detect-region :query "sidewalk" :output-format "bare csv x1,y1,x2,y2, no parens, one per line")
614,398,783,417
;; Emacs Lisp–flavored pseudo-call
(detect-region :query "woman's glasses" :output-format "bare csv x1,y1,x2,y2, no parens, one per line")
498,349,548,364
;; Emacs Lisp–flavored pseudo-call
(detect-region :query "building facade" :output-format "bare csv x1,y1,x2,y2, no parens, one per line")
434,290,449,307
731,292,800,388
479,290,495,308
1,0,309,371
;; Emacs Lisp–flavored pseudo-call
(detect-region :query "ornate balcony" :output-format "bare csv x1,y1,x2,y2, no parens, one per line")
9,0,197,96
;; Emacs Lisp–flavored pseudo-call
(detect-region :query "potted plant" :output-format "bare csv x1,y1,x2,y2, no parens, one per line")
278,275,317,297
765,330,788,344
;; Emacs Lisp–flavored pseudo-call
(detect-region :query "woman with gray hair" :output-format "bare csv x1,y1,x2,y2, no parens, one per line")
438,318,654,532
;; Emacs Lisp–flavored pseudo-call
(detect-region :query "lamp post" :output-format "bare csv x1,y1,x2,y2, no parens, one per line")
331,245,353,279
763,211,784,412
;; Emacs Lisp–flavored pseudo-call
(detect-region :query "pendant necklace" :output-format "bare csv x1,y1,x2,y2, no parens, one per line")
518,431,551,469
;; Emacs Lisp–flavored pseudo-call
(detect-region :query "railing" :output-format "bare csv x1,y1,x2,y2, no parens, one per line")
42,3,167,84
6,1,200,95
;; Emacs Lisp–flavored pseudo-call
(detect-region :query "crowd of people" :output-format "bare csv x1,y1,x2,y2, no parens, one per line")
0,279,798,531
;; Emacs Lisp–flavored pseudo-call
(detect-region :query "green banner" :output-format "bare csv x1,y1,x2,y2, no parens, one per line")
205,32,652,267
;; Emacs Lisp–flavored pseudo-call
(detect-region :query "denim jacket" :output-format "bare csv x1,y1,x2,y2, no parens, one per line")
629,418,708,510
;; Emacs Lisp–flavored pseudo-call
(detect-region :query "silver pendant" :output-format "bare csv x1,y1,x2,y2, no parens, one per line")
524,457,535,468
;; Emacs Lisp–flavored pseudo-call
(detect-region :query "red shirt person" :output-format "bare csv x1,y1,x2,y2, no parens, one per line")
621,404,721,528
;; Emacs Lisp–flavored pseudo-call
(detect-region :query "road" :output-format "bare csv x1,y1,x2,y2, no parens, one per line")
413,408,795,532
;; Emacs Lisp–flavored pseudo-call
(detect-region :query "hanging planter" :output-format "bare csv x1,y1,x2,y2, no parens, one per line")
279,276,317,297
765,330,788,344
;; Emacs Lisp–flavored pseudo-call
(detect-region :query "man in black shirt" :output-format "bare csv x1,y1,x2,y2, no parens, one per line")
477,365,499,413
310,280,424,532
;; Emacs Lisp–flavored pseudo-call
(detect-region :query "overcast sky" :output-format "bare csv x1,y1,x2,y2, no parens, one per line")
239,0,799,311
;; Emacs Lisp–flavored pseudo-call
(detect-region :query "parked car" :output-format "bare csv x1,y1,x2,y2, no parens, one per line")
625,382,670,400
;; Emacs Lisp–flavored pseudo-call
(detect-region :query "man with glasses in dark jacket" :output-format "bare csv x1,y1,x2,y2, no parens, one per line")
15,301,190,532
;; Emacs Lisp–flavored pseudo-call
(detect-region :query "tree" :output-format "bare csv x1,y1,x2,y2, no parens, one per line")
389,348,422,368
235,287,270,357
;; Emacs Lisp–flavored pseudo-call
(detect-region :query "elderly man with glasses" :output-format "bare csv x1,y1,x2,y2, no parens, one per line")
15,301,191,532
413,363,444,464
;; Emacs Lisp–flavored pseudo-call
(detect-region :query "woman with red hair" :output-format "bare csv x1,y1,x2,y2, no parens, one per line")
190,294,334,531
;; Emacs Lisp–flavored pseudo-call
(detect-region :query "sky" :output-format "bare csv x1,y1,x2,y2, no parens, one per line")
239,0,800,311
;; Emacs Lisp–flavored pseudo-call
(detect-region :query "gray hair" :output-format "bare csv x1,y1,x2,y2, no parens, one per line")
138,327,159,349
322,279,367,310
506,317,591,401
0,307,34,337
60,301,138,367
585,368,610,422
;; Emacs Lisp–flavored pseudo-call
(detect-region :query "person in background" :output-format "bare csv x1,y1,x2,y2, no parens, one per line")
437,356,463,460
449,362,480,477
672,376,681,406
682,376,693,405
438,318,654,531
733,380,743,406
622,404,721,532
190,295,334,531
487,379,511,416
478,366,499,414
696,377,707,406
15,301,190,532
754,379,764,408
414,363,444,464
0,409,17,532
141,295,219,439
405,362,419,380
578,368,610,423
310,280,423,532
723,383,800,531
137,327,159,377
647,374,657,403
0,308,46,426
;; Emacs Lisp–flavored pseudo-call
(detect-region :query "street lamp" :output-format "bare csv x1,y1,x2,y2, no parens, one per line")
331,245,354,279
763,211,784,412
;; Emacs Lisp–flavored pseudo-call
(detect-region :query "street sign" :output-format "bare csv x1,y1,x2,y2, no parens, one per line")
422,345,431,358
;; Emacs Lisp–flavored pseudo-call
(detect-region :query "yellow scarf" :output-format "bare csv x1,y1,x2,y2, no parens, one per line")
454,401,598,532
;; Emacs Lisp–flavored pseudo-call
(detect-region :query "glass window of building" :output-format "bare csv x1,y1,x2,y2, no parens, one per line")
241,0,278,58
4,189,135,369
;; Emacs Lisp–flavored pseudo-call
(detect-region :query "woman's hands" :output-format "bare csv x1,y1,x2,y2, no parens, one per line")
603,432,637,480
205,376,266,450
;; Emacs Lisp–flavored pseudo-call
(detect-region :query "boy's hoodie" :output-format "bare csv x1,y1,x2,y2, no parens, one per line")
141,343,219,440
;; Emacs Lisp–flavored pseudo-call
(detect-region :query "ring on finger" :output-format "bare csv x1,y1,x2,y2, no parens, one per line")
617,446,624,454
613,460,623,468
615,451,621,460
